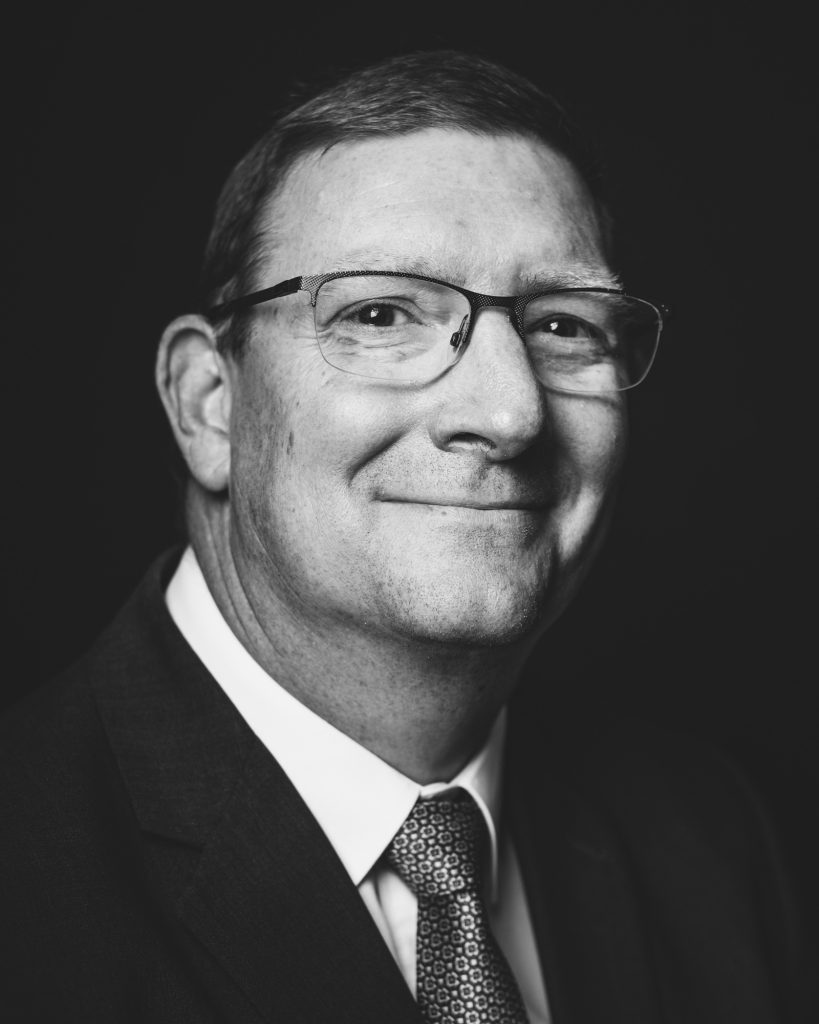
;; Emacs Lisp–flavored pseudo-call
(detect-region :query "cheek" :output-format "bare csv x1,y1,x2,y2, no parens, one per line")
552,395,626,484
231,344,412,528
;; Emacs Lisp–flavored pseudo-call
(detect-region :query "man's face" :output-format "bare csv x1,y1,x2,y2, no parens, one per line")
226,129,626,648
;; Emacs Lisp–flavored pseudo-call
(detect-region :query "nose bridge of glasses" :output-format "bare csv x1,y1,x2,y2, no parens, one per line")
459,291,527,351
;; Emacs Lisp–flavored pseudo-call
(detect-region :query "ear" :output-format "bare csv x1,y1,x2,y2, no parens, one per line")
155,315,232,493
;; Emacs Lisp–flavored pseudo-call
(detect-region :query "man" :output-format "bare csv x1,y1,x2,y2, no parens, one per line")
0,51,805,1022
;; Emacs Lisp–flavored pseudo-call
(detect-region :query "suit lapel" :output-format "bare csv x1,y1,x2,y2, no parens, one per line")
506,709,663,1024
175,738,422,1023
93,553,422,1023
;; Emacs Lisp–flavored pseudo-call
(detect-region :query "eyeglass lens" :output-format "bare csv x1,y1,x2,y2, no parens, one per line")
313,275,660,393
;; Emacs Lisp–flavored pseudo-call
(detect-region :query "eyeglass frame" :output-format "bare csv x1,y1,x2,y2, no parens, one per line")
205,269,670,390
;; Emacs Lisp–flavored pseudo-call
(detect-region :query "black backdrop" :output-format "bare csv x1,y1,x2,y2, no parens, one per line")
3,0,817,928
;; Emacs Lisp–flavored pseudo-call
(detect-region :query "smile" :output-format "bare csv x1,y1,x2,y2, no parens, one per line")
380,497,549,511
379,499,550,517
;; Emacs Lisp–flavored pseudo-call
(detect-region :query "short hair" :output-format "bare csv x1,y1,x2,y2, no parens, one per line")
201,49,612,358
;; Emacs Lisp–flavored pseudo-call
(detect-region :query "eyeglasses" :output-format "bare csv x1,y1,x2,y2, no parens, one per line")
206,270,668,394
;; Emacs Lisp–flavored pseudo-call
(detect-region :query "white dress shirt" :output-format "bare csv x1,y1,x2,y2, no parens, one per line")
166,546,550,1023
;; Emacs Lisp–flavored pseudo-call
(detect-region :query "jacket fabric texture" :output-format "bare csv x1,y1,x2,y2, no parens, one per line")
0,551,806,1022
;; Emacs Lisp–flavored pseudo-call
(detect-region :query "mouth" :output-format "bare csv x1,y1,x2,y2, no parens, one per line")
379,498,549,512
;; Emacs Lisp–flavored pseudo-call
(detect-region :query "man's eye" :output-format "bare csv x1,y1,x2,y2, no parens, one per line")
541,316,590,339
531,315,612,352
350,302,413,328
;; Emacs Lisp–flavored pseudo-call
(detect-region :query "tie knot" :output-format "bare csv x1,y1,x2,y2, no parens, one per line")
386,792,487,898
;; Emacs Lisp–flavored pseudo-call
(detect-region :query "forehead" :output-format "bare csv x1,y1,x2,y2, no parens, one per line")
259,129,611,290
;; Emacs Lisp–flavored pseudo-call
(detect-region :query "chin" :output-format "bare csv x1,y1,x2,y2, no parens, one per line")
372,565,560,649
365,528,603,649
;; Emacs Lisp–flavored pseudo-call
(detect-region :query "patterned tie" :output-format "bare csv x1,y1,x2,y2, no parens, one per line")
386,792,528,1024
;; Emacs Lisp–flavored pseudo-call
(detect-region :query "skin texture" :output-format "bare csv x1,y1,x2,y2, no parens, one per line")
157,129,626,782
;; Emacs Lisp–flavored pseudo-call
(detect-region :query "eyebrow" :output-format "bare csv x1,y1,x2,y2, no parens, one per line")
333,249,622,292
518,263,623,292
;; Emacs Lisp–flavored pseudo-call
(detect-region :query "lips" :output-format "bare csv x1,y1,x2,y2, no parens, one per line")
379,497,550,511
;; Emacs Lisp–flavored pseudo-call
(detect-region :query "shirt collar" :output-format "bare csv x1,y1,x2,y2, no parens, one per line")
165,546,507,897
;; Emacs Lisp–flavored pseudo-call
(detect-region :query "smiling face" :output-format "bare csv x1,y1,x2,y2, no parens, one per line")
225,129,626,648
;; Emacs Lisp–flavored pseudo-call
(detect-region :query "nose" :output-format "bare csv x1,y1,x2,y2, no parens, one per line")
429,308,548,461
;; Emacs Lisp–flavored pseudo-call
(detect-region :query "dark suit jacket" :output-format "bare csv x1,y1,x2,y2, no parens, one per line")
0,551,807,1022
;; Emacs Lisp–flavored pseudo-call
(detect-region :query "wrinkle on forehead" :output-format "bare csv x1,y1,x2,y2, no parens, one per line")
325,247,620,292
257,130,611,288
296,133,590,212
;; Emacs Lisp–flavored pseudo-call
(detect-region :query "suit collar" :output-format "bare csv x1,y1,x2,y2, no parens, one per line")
91,550,422,1023
91,549,247,843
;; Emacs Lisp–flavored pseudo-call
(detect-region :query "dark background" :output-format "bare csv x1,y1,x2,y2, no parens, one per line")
3,0,816,936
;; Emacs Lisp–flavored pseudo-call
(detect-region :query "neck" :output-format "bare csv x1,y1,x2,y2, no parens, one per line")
187,491,535,784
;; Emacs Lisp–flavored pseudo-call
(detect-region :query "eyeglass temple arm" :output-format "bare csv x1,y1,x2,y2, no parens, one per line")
205,277,304,322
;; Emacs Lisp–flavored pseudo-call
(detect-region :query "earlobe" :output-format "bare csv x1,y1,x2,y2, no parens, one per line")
155,315,232,493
